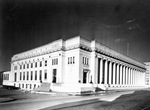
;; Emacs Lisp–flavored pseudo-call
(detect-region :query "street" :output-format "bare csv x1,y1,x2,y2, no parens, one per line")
1,88,150,110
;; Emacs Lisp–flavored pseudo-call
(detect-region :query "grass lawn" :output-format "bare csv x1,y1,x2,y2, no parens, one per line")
0,87,56,103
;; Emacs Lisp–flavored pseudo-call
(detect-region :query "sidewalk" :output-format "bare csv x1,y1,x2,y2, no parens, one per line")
41,90,135,110
0,90,134,110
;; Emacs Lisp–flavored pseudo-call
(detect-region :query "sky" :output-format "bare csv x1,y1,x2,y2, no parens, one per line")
1,0,150,71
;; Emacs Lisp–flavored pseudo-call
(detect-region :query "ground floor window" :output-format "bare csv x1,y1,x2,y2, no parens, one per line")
35,71,37,80
44,70,47,80
30,84,32,89
34,84,36,88
40,70,42,82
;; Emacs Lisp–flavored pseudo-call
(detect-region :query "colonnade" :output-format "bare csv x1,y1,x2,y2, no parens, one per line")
96,57,145,87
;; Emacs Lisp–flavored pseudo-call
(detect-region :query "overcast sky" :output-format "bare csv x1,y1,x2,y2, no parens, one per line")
1,0,150,71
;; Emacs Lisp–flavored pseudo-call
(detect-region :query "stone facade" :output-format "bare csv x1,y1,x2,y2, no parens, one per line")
8,36,147,92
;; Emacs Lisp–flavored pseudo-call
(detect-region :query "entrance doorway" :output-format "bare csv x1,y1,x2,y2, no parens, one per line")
52,69,57,83
83,71,87,83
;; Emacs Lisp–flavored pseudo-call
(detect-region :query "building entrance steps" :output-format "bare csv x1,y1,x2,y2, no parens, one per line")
33,83,50,92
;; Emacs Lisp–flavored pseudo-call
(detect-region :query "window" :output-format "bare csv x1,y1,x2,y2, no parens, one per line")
87,58,89,65
52,58,58,65
34,84,36,88
27,72,29,80
85,58,87,64
56,59,58,65
45,60,47,66
83,57,84,64
3,74,6,80
83,57,89,65
27,64,29,68
31,71,33,80
23,64,25,69
31,63,33,68
35,71,37,80
20,65,22,69
4,74,9,80
39,70,42,81
44,70,47,80
8,74,9,80
35,62,37,67
20,72,22,80
14,66,17,70
40,61,42,67
23,72,25,80
73,57,75,64
30,84,32,89
68,57,75,64
68,58,70,64
70,57,72,64
14,73,17,82
22,84,24,88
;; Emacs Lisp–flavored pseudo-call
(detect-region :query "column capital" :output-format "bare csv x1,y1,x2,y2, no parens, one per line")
103,58,109,61
97,56,103,59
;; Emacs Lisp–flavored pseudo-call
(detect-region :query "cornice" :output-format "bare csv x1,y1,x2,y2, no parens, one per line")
94,47,145,70
11,36,145,70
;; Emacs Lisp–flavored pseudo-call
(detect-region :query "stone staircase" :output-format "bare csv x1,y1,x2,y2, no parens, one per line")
33,83,51,92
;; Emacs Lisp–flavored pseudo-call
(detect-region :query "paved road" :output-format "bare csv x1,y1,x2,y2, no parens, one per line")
0,91,134,110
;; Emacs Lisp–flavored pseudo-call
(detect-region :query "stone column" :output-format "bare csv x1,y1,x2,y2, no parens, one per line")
131,69,133,85
99,58,103,84
109,61,112,84
126,67,128,85
120,64,123,85
116,63,119,85
90,52,96,84
104,60,108,84
139,71,141,86
133,69,135,85
136,70,139,86
142,71,145,86
113,62,116,85
95,57,98,84
124,66,126,85
123,65,125,85
141,71,143,86
130,68,132,85
142,71,145,85
135,70,137,85
128,67,131,85
132,69,134,85
138,71,140,85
